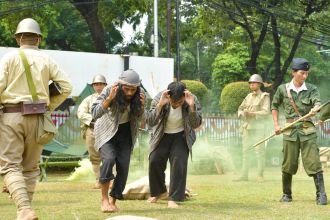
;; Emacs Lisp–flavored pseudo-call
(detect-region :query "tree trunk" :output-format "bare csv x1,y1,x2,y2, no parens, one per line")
71,0,107,53
270,15,282,95
247,17,269,75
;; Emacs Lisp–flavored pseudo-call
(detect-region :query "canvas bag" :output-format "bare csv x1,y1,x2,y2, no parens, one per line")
19,49,57,144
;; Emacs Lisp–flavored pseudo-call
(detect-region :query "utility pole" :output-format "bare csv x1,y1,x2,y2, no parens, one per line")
175,0,180,81
166,0,171,58
153,0,159,57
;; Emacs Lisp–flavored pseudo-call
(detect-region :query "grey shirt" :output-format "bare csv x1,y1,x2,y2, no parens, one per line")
146,91,202,155
91,85,146,150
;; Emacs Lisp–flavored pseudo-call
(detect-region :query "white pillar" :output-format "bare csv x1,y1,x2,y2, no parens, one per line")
154,0,159,57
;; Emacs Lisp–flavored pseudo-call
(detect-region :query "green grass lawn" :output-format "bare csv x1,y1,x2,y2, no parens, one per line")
1,168,330,220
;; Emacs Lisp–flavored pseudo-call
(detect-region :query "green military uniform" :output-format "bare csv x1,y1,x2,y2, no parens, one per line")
238,90,270,180
272,57,327,205
271,82,322,175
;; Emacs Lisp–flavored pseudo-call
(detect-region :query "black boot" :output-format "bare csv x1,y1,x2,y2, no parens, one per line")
313,172,327,205
280,172,292,202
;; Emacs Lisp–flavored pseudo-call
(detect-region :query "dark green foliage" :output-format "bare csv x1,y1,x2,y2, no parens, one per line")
220,81,250,115
181,79,208,103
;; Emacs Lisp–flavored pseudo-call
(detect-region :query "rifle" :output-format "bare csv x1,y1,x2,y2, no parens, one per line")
251,100,330,148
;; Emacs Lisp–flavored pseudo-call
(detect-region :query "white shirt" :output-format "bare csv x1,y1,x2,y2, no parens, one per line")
288,80,308,94
164,106,184,133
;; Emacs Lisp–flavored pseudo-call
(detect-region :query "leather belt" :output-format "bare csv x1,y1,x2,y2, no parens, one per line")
3,106,22,113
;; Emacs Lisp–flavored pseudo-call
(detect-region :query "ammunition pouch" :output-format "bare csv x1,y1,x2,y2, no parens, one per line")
37,112,57,145
21,100,47,115
282,123,293,136
302,121,316,135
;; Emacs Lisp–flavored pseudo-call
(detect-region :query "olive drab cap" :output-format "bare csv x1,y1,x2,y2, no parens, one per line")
248,74,263,83
92,74,107,84
118,69,141,87
15,18,42,36
291,58,309,71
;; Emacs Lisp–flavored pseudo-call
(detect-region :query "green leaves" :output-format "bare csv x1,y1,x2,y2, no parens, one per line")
212,42,250,90
220,81,250,115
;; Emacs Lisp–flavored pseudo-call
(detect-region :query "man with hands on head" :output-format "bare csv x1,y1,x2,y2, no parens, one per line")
146,81,202,208
91,69,146,213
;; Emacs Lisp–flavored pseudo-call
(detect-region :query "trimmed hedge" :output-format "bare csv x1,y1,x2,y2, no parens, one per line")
181,80,208,103
220,81,250,115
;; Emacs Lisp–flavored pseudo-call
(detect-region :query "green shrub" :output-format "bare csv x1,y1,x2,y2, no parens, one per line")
220,81,250,115
181,80,208,103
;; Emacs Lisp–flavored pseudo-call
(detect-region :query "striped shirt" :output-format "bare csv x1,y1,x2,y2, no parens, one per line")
91,85,145,150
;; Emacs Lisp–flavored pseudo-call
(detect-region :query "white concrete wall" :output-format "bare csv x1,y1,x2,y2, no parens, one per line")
0,47,174,97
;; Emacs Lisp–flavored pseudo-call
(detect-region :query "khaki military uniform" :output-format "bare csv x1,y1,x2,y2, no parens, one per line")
238,90,270,179
271,82,322,175
0,45,72,212
77,93,101,185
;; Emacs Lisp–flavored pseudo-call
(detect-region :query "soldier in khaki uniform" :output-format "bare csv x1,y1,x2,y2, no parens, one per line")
272,58,327,205
77,75,107,189
0,18,72,219
235,74,270,181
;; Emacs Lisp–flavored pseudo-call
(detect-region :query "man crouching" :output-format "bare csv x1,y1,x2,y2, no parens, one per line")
146,81,202,208
92,69,146,212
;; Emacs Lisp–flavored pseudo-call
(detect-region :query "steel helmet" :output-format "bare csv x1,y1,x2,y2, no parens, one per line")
118,69,141,86
248,74,263,83
92,74,107,84
15,18,42,36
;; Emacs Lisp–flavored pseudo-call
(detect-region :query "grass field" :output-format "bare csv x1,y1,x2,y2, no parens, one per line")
1,167,330,220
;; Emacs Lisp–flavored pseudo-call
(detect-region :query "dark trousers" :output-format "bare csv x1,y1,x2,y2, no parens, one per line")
149,131,189,201
99,122,132,200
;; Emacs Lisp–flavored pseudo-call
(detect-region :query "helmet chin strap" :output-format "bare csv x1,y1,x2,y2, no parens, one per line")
19,33,23,46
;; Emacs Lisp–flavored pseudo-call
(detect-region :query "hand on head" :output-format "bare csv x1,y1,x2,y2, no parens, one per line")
106,83,118,102
159,89,171,107
184,90,195,107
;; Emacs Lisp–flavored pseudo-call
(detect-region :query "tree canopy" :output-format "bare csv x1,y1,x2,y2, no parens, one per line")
1,0,330,112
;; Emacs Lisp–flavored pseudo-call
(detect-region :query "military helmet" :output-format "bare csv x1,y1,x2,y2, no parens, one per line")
92,74,107,84
118,69,141,86
248,74,263,83
15,18,42,36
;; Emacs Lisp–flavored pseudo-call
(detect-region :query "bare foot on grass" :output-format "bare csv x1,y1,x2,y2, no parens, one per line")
168,201,179,208
147,192,168,203
109,196,119,212
101,199,113,213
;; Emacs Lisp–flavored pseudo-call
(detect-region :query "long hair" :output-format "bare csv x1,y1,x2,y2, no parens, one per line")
114,84,141,115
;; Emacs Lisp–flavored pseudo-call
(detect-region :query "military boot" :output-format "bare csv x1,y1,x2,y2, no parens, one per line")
280,172,292,202
313,172,327,205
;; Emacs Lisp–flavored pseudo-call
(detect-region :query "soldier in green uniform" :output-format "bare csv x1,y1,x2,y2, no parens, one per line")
235,74,270,181
271,58,327,205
